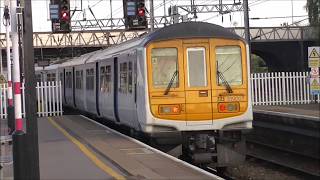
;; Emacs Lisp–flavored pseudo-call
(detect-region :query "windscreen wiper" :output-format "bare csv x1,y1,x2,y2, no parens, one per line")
164,70,178,95
217,70,233,93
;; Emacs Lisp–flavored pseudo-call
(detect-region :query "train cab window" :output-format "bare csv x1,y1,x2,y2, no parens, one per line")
75,70,83,89
151,48,178,88
100,66,111,93
186,47,207,87
86,68,95,90
120,63,128,93
216,46,242,86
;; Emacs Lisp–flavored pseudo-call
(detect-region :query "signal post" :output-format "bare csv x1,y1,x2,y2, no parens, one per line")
11,0,27,178
23,0,40,179
4,0,14,134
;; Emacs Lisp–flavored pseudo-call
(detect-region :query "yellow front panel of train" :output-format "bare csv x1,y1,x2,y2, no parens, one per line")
147,38,248,123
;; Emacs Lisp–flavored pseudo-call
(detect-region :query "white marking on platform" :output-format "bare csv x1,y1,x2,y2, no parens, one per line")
254,109,319,120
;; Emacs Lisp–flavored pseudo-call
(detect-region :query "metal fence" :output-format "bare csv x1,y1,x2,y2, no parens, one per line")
250,72,320,106
0,81,63,119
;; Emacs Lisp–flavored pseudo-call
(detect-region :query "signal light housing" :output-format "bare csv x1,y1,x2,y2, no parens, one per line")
51,0,71,33
123,0,147,30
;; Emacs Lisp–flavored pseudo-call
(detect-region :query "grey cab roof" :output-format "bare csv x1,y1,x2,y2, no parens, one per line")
143,21,242,44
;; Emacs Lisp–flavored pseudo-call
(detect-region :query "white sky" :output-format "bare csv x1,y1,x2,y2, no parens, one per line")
0,0,309,32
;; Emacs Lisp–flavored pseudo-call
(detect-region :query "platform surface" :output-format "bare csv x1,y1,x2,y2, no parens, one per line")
51,115,218,179
1,115,220,180
253,104,320,120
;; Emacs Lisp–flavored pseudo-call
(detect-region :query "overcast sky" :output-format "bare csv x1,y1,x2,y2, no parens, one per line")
0,0,309,32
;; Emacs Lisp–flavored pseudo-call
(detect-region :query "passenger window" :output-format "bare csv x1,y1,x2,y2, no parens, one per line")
128,62,133,93
59,73,63,83
120,63,128,93
151,48,178,88
75,70,83,89
106,66,111,93
216,46,242,86
187,47,207,87
36,74,41,82
66,72,72,88
86,68,95,90
100,66,112,93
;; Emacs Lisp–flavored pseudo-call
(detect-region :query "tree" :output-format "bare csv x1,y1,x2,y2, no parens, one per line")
306,0,319,25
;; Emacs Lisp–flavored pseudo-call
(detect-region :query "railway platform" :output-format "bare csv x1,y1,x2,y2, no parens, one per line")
253,103,319,120
1,115,220,180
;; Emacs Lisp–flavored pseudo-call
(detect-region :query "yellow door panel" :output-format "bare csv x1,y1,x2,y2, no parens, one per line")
183,42,213,124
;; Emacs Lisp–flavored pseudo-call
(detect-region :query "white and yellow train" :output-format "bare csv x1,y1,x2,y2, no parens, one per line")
37,22,253,167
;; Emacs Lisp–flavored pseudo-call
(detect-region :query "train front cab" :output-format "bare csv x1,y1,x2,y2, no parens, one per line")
146,38,252,166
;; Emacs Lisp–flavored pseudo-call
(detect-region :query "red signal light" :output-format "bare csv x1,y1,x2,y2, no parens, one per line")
61,11,69,21
138,8,145,16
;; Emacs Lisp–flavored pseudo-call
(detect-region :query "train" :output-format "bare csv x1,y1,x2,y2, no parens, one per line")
36,22,253,168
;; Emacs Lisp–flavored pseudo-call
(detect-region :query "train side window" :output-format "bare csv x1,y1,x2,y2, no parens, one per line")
36,74,41,82
119,62,128,93
100,66,112,93
106,66,111,93
59,72,63,83
187,47,207,87
151,48,178,88
75,70,83,89
128,62,133,93
66,72,72,88
216,46,242,86
86,68,95,90
47,73,56,82
100,66,106,93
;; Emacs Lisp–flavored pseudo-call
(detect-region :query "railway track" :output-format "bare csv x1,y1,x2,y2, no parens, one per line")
246,112,320,177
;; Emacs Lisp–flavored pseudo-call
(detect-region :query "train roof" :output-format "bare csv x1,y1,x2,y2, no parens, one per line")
143,21,242,44
53,22,243,67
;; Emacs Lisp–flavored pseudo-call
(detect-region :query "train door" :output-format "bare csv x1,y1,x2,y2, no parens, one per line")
99,59,114,120
183,40,213,125
117,52,138,127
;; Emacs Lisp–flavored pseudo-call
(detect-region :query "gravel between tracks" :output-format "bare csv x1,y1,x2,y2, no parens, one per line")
225,157,315,180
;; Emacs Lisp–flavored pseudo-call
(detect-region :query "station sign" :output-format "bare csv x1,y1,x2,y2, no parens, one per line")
310,77,320,95
308,47,320,68
310,68,319,77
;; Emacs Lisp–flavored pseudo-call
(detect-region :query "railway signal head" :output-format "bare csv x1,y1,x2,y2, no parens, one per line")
124,0,148,30
59,0,71,32
137,2,145,17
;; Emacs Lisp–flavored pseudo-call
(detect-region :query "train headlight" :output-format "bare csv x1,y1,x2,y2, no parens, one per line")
218,103,239,113
159,104,181,115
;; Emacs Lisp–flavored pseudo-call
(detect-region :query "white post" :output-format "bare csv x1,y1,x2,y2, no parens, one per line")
271,72,275,105
4,1,13,109
10,0,23,131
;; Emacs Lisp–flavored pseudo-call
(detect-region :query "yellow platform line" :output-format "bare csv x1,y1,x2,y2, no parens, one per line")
47,117,126,180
